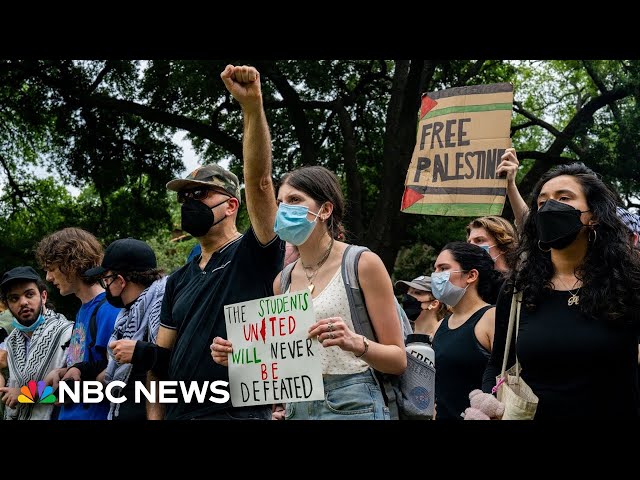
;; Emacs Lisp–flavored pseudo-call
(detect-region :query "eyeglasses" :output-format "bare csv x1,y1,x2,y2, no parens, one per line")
98,274,118,289
177,188,215,204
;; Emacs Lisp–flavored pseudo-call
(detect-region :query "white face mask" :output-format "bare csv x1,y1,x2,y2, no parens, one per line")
430,270,468,307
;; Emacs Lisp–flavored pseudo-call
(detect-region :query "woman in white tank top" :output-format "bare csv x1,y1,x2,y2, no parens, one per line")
212,166,406,420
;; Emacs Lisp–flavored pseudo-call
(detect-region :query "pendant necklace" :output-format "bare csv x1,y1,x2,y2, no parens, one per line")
300,237,334,294
556,277,581,306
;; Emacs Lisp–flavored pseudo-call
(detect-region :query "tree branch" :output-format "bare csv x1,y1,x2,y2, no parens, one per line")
84,95,243,159
510,120,535,134
88,61,114,93
514,101,587,157
458,60,486,86
317,110,337,149
516,151,575,163
547,83,633,157
335,100,363,241
21,62,243,159
517,84,633,199
0,154,34,212
256,62,318,166
582,60,623,124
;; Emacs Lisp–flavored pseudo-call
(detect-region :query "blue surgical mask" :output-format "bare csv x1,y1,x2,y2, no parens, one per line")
274,203,322,246
12,311,46,333
479,244,495,255
479,244,503,263
430,270,468,307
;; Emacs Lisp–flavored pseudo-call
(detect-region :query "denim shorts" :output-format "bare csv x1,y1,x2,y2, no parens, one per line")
285,370,390,420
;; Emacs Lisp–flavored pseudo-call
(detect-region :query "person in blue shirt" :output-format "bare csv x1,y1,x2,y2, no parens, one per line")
37,227,120,420
186,243,201,263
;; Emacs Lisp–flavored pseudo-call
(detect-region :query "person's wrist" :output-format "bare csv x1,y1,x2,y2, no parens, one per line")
354,335,369,358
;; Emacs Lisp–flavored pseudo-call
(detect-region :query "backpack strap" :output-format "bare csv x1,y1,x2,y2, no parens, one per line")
279,260,298,294
87,297,108,364
341,244,400,420
341,245,376,340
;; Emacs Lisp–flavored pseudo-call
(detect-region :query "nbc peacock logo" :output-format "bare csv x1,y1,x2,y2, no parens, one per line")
18,380,57,404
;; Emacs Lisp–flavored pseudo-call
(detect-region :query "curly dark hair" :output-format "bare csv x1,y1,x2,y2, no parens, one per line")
509,162,640,323
441,241,504,305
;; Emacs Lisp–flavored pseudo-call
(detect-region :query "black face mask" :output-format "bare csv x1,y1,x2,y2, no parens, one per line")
181,198,229,238
402,294,423,322
105,288,125,309
537,199,589,250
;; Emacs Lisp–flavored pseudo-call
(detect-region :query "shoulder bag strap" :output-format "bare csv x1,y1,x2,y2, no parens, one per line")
500,290,522,377
279,260,297,294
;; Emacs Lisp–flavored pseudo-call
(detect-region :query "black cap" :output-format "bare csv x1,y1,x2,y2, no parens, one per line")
83,238,157,277
1,266,42,290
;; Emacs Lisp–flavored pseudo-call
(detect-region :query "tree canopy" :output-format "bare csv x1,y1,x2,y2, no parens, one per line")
2,60,638,311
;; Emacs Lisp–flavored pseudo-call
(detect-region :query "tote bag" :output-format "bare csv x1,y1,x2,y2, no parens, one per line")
493,291,538,420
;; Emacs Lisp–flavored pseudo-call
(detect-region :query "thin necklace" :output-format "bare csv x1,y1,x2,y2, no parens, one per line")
300,237,334,294
199,233,242,269
556,276,581,306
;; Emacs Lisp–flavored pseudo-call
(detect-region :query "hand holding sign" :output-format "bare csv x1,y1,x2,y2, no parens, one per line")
211,337,233,367
496,148,520,183
224,291,324,407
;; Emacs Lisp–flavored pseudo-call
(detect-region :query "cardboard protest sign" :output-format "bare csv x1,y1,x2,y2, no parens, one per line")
401,83,513,217
224,290,324,407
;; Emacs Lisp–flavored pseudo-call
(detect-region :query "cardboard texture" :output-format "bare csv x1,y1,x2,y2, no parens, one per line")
224,291,324,407
402,83,513,217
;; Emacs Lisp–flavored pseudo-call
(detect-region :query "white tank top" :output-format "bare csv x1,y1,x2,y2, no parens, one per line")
308,266,370,375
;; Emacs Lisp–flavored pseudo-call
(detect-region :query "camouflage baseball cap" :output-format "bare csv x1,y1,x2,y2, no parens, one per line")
166,164,241,203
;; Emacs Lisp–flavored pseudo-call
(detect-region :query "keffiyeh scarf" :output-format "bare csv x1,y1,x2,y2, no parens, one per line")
5,310,72,420
105,276,166,419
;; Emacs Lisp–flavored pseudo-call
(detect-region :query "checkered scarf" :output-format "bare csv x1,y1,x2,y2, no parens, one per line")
616,207,640,235
104,276,166,419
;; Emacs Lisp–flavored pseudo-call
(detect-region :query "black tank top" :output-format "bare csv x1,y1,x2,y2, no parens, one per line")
433,305,494,420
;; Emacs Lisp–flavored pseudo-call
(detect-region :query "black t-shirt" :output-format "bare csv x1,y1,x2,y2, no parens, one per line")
113,363,148,420
433,305,493,420
483,286,640,419
160,228,284,420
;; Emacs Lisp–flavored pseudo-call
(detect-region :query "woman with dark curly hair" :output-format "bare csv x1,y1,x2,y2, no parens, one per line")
482,163,640,419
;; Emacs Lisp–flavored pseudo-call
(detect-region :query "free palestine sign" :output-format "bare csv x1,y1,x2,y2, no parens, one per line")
402,83,514,217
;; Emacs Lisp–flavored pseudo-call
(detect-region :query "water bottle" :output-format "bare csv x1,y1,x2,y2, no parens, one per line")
405,333,435,368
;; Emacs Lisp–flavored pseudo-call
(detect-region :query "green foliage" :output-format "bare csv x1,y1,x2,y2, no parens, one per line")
393,244,438,284
2,59,640,300
146,234,197,274
0,177,79,273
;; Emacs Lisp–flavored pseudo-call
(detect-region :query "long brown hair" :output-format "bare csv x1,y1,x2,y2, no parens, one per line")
280,166,346,241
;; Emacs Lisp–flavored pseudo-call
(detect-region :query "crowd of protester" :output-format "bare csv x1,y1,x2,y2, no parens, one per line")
2,66,639,420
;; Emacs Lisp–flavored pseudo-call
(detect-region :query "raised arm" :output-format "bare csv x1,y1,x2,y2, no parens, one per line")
221,64,277,245
497,148,529,232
